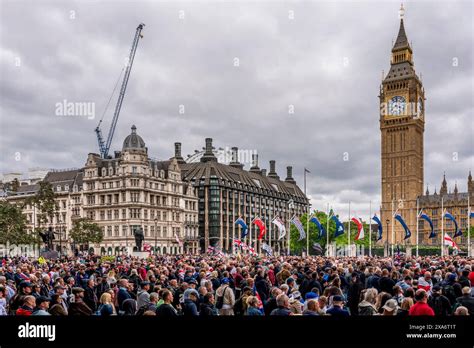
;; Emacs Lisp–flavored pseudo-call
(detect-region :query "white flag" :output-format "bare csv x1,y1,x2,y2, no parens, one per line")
272,217,286,240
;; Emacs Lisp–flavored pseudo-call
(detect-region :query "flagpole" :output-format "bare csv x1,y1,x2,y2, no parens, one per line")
348,201,351,256
468,195,471,257
441,197,444,257
369,200,372,257
287,213,290,256
391,200,395,257
304,168,309,257
326,203,330,257
416,198,419,258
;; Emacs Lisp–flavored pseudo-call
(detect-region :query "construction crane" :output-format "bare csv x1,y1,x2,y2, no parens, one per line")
95,23,145,158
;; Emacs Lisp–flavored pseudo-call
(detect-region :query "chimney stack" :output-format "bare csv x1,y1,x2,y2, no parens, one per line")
250,153,261,173
261,169,267,176
268,160,279,179
200,138,217,162
285,166,296,183
174,142,186,164
229,147,244,169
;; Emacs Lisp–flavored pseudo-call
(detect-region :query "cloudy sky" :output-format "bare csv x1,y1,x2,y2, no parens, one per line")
0,0,472,216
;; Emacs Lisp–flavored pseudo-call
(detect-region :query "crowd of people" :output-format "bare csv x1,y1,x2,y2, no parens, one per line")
1,253,473,317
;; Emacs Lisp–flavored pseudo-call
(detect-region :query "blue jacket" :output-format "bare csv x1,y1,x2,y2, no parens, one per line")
117,288,131,310
183,299,199,316
246,307,263,316
326,305,350,317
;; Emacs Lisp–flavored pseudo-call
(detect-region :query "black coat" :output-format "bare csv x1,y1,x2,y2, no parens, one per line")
456,295,474,315
156,303,178,317
379,276,396,295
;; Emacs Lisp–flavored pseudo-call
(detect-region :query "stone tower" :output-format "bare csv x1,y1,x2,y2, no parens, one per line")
380,4,425,244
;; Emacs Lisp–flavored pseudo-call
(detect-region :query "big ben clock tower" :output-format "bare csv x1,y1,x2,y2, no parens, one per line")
380,4,424,246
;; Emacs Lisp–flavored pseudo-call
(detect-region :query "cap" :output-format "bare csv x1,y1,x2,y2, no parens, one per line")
72,287,85,294
305,292,319,300
188,279,198,285
382,299,398,312
19,281,33,288
432,285,441,292
332,295,344,302
221,278,230,284
36,296,51,306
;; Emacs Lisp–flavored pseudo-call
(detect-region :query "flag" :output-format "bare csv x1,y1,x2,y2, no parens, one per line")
444,234,459,250
143,243,152,253
38,256,46,265
309,215,326,238
419,212,435,239
470,211,474,218
253,217,267,240
312,243,323,255
207,246,215,254
235,217,248,239
233,239,242,247
330,215,345,237
351,217,365,240
262,243,273,256
174,233,183,247
272,217,286,240
253,285,265,314
304,168,311,173
291,216,306,241
372,214,383,241
444,212,462,238
394,213,411,240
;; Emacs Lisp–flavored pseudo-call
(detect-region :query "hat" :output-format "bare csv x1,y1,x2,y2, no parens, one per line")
183,288,199,299
448,274,456,282
286,277,294,284
221,278,230,284
72,287,85,295
332,295,344,302
382,299,398,312
305,292,318,300
188,279,198,285
432,285,441,292
35,296,51,306
19,281,33,288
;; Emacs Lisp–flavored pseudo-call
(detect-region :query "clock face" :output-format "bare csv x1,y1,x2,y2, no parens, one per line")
417,97,423,117
388,96,406,116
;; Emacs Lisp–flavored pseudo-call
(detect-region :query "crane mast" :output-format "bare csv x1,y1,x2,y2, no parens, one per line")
95,23,145,158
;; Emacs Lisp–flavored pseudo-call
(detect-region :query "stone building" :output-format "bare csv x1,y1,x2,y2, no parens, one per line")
6,125,199,255
176,138,309,254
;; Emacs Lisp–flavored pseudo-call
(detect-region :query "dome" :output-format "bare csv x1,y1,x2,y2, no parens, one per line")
122,125,146,152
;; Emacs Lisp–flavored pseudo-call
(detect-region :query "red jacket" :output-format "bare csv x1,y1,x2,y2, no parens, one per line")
409,302,435,316
16,306,33,316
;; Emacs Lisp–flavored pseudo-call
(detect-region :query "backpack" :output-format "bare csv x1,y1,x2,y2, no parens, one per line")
216,287,228,310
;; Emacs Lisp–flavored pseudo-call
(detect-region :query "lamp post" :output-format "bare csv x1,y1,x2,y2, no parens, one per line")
385,219,390,256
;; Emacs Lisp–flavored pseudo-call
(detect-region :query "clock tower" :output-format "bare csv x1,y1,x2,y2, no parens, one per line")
380,4,424,246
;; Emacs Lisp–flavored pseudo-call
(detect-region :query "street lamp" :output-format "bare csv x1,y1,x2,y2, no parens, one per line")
385,219,390,256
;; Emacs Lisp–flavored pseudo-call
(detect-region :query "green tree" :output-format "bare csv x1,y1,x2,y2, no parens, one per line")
26,181,57,231
69,218,103,245
289,210,378,254
0,201,37,244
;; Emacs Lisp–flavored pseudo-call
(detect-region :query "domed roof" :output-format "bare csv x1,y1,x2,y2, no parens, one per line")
122,125,146,152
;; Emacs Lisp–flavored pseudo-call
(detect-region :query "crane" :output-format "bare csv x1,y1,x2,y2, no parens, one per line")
95,23,145,158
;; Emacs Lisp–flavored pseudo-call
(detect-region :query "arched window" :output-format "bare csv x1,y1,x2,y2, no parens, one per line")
162,246,167,254
107,247,112,255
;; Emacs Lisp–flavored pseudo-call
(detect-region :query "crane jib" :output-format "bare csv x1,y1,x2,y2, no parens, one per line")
96,23,145,159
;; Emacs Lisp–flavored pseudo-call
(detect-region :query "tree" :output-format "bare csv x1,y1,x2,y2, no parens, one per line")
0,201,38,244
69,218,103,245
289,210,378,254
26,181,57,231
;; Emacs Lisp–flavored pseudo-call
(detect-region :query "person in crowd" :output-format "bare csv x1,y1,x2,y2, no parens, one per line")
69,287,93,316
381,299,398,316
32,296,51,316
454,306,469,316
358,288,378,316
16,295,35,316
397,297,413,317
97,292,116,316
428,285,452,316
454,286,474,315
156,289,178,317
270,294,291,316
215,278,235,316
200,293,218,316
245,296,263,316
302,299,321,316
326,295,349,317
409,289,435,316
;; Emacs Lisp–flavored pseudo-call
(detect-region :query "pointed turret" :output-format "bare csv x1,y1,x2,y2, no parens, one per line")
468,170,473,194
454,182,458,196
392,4,411,52
440,173,448,196
425,185,429,196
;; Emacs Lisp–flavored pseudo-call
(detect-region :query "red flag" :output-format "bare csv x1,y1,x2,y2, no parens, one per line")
253,217,267,240
351,217,365,240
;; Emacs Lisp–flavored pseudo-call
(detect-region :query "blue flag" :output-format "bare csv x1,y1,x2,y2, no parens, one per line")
372,215,383,241
235,217,248,238
331,215,345,237
470,211,474,218
394,214,411,240
310,216,326,238
444,212,462,238
420,213,435,239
